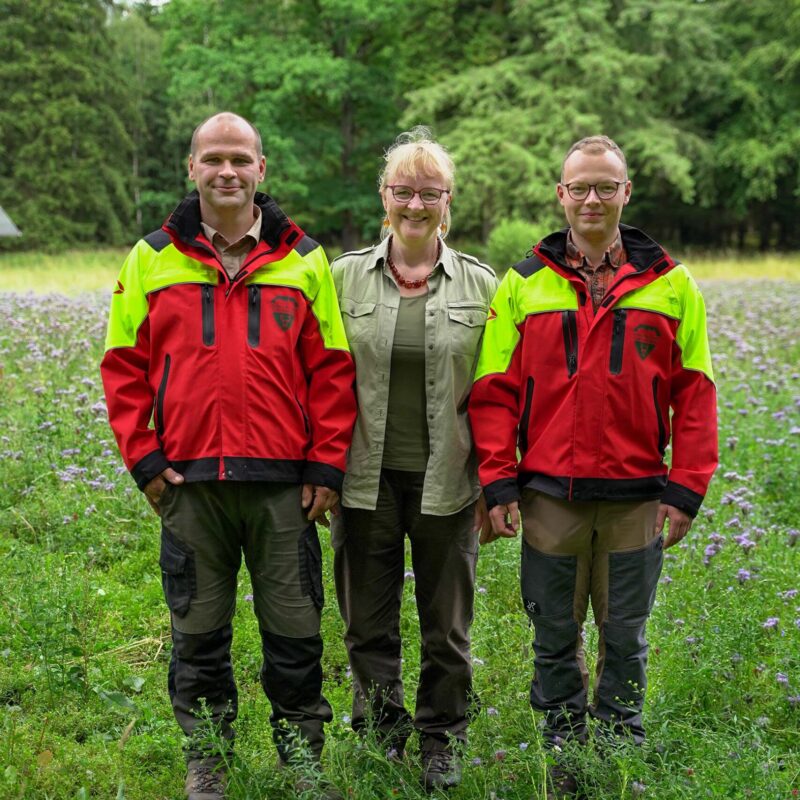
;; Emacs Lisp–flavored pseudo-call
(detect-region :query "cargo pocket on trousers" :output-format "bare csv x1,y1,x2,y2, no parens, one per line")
521,539,577,622
298,524,324,610
607,535,663,623
159,527,196,618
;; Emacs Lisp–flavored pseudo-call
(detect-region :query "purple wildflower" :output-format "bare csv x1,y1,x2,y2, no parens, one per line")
762,618,780,630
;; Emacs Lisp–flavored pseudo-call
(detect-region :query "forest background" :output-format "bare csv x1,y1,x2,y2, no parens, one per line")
1,0,799,261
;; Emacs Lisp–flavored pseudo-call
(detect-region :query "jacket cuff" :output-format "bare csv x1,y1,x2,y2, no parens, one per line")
131,449,171,491
302,462,344,495
483,478,521,511
661,480,704,518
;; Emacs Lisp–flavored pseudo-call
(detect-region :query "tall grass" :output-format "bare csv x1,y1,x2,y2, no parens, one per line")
0,270,798,797
1,249,798,295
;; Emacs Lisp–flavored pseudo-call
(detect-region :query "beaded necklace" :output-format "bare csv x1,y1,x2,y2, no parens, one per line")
386,238,441,289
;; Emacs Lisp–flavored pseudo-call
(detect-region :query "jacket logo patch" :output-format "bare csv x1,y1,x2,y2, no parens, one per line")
113,280,125,295
634,324,660,360
272,295,298,330
524,599,539,616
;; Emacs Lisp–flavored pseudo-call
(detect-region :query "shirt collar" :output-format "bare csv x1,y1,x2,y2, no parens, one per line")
565,228,625,270
201,207,262,249
367,235,454,278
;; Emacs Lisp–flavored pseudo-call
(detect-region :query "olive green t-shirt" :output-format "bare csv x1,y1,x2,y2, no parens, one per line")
382,295,429,471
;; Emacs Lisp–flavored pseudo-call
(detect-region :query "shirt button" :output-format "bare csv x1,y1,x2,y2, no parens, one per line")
428,344,434,350
226,469,233,478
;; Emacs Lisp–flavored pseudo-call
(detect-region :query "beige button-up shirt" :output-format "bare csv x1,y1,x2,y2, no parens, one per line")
201,209,262,279
331,237,498,514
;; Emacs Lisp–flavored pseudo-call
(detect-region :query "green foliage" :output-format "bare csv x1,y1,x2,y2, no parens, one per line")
486,218,548,274
0,0,799,251
0,0,137,250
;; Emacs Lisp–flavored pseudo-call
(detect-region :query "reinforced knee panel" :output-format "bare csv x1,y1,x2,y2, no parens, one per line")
593,534,663,742
521,540,586,742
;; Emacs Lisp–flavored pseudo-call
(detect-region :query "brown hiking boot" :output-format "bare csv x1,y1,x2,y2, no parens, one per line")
421,749,462,793
546,763,584,799
185,757,227,800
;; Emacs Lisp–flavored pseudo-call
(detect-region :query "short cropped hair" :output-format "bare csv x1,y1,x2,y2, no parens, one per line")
190,112,263,158
379,126,454,239
561,135,627,181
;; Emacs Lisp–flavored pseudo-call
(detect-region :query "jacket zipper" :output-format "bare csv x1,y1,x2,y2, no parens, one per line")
202,284,215,346
156,353,171,438
652,376,667,456
609,308,627,374
561,311,578,377
248,285,261,347
518,377,534,454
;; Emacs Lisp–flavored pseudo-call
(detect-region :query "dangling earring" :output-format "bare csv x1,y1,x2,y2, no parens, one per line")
383,217,391,228
440,222,447,234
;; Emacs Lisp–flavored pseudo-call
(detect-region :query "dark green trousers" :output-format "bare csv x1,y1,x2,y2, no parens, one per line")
158,481,332,760
333,469,478,754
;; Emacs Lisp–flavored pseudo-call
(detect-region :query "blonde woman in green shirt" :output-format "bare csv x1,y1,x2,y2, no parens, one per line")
330,127,498,793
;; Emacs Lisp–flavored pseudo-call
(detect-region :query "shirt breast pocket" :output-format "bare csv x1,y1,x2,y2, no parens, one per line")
447,302,487,356
341,299,378,343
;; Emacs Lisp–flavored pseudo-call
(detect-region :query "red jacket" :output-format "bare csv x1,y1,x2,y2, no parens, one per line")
101,192,356,492
468,225,717,516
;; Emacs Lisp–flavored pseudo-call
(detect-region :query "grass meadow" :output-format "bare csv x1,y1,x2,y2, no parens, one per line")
0,252,798,799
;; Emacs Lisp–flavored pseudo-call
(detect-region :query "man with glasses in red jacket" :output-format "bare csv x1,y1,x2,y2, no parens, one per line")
469,136,717,798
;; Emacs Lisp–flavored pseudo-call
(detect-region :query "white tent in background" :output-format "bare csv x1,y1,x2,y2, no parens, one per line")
0,206,21,237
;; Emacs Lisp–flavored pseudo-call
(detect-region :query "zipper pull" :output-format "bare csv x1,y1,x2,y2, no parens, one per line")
250,286,257,306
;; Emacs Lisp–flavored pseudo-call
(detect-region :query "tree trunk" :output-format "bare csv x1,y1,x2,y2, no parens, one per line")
340,84,358,251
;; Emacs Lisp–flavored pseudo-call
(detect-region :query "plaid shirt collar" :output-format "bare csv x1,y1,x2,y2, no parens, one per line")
565,228,626,272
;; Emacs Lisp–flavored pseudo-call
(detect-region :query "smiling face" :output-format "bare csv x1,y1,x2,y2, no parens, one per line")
188,114,266,226
557,148,631,250
381,171,451,249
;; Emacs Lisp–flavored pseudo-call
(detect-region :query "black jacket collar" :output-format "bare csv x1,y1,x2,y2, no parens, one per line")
165,190,292,248
536,223,668,273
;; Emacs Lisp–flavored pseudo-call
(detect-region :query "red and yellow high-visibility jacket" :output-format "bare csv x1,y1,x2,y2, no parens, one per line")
100,191,357,493
468,225,717,516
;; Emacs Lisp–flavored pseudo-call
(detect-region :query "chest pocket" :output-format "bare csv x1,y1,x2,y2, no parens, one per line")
447,302,487,355
341,299,377,343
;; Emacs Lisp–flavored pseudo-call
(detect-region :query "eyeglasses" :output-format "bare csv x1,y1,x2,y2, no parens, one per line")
561,181,626,201
386,185,450,204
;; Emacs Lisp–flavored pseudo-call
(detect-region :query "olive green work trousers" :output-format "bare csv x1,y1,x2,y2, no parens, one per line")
158,480,332,761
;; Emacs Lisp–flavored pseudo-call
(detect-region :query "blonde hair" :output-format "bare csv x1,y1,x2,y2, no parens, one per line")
379,126,454,239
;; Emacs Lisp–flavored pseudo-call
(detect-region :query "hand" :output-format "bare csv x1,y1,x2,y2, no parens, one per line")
656,503,693,549
488,501,520,541
302,484,340,522
472,492,495,545
143,467,184,516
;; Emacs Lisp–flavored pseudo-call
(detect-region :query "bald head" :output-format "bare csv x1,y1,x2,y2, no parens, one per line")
190,112,263,158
